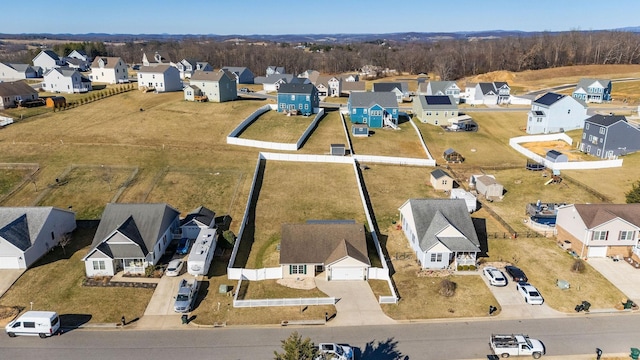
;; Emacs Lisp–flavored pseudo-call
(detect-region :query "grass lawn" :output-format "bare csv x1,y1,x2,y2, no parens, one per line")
298,110,349,155
349,118,427,158
0,227,153,324
238,110,315,143
0,168,32,198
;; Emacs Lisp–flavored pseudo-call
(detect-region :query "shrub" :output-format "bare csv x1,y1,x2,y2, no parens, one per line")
144,265,155,277
571,259,586,273
462,265,470,271
221,230,236,249
439,279,457,297
469,265,477,271
457,265,463,271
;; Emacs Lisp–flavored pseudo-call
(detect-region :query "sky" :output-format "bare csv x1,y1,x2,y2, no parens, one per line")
3,0,640,35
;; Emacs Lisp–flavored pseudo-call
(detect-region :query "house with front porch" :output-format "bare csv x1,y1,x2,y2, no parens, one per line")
399,199,481,270
579,114,640,159
276,83,319,115
82,203,180,277
420,81,461,104
43,68,92,94
556,203,640,260
280,222,370,281
526,92,588,134
572,78,612,103
466,82,511,105
175,59,213,79
347,91,398,128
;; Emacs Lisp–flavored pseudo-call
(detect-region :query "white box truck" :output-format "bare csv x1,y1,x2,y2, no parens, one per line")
5,311,60,338
490,334,545,358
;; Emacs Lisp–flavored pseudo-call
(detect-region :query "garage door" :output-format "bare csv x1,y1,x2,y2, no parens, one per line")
588,246,608,258
331,267,364,281
0,257,21,269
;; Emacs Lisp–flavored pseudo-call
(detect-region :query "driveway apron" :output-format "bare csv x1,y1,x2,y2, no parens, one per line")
588,258,640,304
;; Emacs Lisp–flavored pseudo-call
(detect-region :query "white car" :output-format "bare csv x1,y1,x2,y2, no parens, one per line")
165,259,184,277
483,266,507,286
516,282,544,305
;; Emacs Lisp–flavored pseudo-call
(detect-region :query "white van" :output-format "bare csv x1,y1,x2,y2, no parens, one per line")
5,311,60,338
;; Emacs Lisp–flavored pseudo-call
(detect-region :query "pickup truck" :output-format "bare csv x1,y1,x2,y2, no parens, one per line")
174,278,198,313
489,334,545,358
316,343,354,360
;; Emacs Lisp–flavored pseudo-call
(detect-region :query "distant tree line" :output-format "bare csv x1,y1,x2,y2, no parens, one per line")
2,30,640,80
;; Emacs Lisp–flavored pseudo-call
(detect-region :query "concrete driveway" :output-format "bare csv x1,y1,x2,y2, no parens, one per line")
315,277,395,326
588,257,640,303
0,269,24,297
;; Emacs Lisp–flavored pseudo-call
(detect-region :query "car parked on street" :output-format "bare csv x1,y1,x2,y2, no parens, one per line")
516,282,544,305
504,265,528,282
165,259,184,277
482,266,507,286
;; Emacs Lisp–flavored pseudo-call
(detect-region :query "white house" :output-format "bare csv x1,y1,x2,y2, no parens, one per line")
137,65,182,92
0,63,39,81
0,207,76,269
526,92,588,134
142,50,171,66
43,68,92,94
466,82,511,105
67,49,91,63
89,57,129,84
266,66,285,76
32,50,65,73
399,199,480,270
174,59,212,79
82,203,180,277
420,81,461,104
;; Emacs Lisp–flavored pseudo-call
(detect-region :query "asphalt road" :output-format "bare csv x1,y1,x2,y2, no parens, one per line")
2,313,639,359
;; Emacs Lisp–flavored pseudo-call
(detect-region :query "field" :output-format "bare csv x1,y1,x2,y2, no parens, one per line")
238,109,315,143
348,118,427,158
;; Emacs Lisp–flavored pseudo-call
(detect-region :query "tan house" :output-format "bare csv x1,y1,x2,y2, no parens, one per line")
279,222,370,281
556,204,640,259
430,169,454,191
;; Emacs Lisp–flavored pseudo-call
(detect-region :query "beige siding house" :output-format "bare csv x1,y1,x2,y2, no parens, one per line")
187,69,237,102
430,169,454,191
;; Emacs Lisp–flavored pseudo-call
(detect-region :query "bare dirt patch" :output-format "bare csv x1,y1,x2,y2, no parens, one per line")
520,140,583,160
0,305,20,327
277,278,316,290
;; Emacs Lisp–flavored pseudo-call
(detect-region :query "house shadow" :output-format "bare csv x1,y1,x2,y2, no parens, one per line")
358,338,408,360
472,217,489,257
397,113,411,125
31,226,97,268
59,314,92,332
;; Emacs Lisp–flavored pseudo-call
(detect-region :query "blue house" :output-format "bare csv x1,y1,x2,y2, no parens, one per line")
276,83,319,116
347,92,398,128
572,79,612,103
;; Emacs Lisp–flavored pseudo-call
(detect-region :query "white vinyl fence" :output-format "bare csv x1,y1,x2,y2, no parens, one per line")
232,278,335,308
0,116,14,127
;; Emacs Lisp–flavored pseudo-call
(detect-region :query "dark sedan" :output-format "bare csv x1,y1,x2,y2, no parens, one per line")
504,265,528,282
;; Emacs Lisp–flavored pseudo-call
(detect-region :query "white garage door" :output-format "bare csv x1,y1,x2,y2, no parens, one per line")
331,267,364,281
588,246,608,258
0,257,21,269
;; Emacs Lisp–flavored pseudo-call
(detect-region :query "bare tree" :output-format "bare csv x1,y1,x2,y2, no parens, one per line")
27,172,38,192
59,233,72,255
101,166,114,191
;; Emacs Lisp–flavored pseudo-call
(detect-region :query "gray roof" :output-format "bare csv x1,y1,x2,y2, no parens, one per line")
87,203,179,259
138,64,175,73
46,67,83,78
585,114,627,127
191,69,234,82
181,206,216,228
349,92,398,108
0,207,69,251
576,78,611,91
6,63,34,72
221,66,252,75
0,80,38,97
431,169,451,180
428,81,457,94
546,150,564,159
277,82,315,94
478,82,497,95
254,74,294,85
267,66,285,73
373,82,402,93
402,199,480,253
39,50,60,61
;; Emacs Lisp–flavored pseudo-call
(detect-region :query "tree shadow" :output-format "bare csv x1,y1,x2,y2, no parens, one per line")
31,226,96,268
359,337,408,360
59,314,92,332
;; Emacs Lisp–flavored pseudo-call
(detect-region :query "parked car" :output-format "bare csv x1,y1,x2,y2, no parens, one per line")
165,259,184,277
516,282,544,305
176,238,191,255
482,266,507,286
239,87,249,93
174,278,198,313
504,265,528,282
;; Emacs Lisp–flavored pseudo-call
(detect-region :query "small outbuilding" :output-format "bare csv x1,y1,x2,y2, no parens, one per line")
430,169,454,191
469,174,504,200
330,144,346,156
546,149,568,163
352,124,369,137
45,96,66,108
443,148,464,163
450,189,477,213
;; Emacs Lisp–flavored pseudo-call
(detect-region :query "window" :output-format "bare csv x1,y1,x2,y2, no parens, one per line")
441,180,447,185
426,111,432,116
298,103,302,109
280,103,286,109
306,95,310,101
582,133,586,139
588,135,593,142
23,322,36,329
364,109,367,114
430,253,442,262
619,231,636,241
290,95,295,100
93,260,106,270
352,109,356,114
596,149,601,156
586,123,590,130
304,104,308,109
290,265,307,275
599,127,605,135
591,231,609,241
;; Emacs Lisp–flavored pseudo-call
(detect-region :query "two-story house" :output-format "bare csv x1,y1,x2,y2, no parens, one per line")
186,69,237,102
466,82,511,105
175,59,212,79
579,114,640,159
137,65,182,92
221,66,255,84
32,50,65,73
266,66,285,76
0,63,39,81
572,79,612,103
420,81,461,104
254,74,296,92
142,51,171,67
526,92,588,134
276,83,319,116
413,95,458,126
347,92,399,128
0,81,39,110
556,203,640,259
89,57,129,84
314,75,342,97
43,68,92,94
372,82,408,103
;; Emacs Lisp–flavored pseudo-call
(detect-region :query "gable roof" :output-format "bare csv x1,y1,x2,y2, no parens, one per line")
475,174,499,186
38,50,60,61
267,66,285,73
576,78,611,91
277,82,315,94
4,63,35,73
45,67,82,78
585,114,627,127
349,92,398,108
181,206,216,228
0,80,38,97
0,207,71,252
91,57,124,69
221,66,252,75
87,203,179,258
478,82,497,95
279,223,370,265
401,199,480,252
254,74,294,85
341,81,365,92
373,82,402,93
138,64,175,74
574,204,640,228
431,169,451,180
428,81,458,94
534,92,566,106
191,69,234,82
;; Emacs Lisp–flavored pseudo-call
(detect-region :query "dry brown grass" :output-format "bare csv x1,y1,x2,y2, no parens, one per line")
520,140,588,161
238,110,315,143
349,118,427,158
298,110,349,155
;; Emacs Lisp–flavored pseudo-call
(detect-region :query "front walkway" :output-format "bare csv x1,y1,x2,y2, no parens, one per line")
315,276,395,326
588,257,640,303
129,271,192,330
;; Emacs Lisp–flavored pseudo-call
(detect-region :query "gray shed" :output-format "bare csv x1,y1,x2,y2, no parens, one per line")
330,144,346,156
546,150,568,163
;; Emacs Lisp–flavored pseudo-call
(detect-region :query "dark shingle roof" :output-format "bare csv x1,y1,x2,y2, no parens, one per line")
431,169,451,180
349,92,398,108
277,82,315,94
0,207,64,252
181,206,215,227
547,150,563,159
585,114,627,127
478,82,496,95
0,80,38,97
373,82,402,92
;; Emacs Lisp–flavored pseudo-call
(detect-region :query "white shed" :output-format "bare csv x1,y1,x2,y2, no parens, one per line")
450,189,477,213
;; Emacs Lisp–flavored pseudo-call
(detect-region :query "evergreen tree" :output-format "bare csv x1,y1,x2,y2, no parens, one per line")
626,180,640,203
274,331,319,360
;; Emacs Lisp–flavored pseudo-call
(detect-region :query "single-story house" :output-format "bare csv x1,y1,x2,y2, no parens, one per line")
469,174,503,199
443,148,464,163
399,199,481,269
450,189,477,213
82,203,180,277
556,203,640,259
0,80,40,110
546,150,568,163
280,222,371,280
0,207,76,269
430,169,454,191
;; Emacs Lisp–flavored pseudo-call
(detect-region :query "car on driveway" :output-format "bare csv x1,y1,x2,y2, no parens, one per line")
516,282,544,305
176,238,191,255
165,259,183,277
505,265,528,282
483,266,507,286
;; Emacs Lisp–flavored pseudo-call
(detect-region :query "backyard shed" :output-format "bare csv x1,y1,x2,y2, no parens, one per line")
450,189,477,213
45,96,66,108
430,169,454,191
330,144,346,156
546,149,568,163
469,174,504,199
352,124,369,137
443,148,464,163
